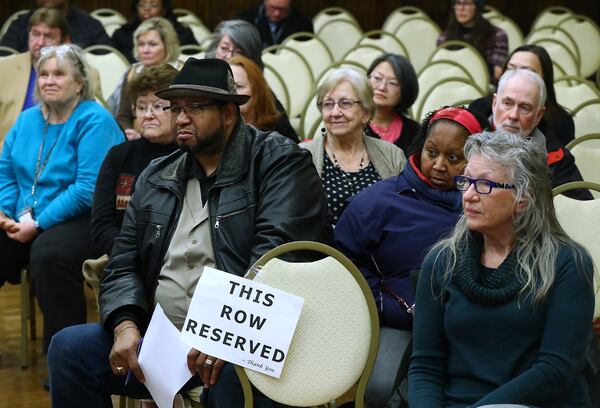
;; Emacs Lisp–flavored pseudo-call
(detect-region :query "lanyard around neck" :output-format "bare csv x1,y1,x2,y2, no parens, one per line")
30,113,63,200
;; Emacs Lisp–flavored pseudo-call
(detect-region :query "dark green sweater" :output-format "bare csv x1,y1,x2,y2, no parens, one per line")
409,237,594,407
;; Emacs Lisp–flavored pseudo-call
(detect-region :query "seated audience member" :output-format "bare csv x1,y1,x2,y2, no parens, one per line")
112,0,197,63
108,17,181,140
409,131,595,407
48,57,329,407
0,44,123,352
0,8,67,143
334,106,487,407
489,69,591,200
92,64,179,257
300,68,406,225
206,19,296,136
228,55,298,142
471,44,575,147
0,0,110,51
364,53,420,155
236,0,313,49
437,0,507,83
205,19,264,69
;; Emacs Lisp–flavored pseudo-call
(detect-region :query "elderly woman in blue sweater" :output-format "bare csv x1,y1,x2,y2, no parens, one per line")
0,44,123,351
409,131,595,407
334,106,488,407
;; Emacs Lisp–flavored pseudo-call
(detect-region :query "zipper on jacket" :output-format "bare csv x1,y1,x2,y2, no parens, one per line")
154,224,162,238
214,216,221,229
214,207,252,229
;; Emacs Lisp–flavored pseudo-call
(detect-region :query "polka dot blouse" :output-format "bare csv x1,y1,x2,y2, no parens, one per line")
322,152,381,225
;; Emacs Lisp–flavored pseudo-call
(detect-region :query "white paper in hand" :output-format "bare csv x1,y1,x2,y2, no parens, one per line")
137,304,193,408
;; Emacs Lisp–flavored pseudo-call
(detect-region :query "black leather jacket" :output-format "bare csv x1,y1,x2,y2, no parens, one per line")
99,122,330,330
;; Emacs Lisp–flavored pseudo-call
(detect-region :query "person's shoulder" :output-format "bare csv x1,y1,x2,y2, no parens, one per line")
69,6,102,23
347,176,398,213
77,101,116,120
250,125,303,154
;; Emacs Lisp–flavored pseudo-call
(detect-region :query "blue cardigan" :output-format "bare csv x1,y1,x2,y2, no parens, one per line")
334,156,462,329
0,101,124,230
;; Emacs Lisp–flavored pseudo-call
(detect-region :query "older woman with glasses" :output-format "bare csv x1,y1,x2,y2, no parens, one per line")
409,131,596,407
0,44,123,352
335,106,488,407
300,68,405,225
92,64,179,258
206,19,264,69
365,53,420,155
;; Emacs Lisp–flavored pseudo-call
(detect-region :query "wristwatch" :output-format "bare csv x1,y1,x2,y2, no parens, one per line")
34,220,43,233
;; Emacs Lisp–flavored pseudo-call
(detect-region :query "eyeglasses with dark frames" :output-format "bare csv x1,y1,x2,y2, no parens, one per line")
454,175,515,194
163,102,221,116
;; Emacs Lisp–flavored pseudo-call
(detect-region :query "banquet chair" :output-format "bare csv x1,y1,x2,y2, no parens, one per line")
235,241,379,408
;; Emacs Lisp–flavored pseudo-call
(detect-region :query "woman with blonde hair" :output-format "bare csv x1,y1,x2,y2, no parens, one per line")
108,16,181,140
228,55,298,142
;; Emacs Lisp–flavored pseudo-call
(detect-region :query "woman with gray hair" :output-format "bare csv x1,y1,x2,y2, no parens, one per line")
300,67,405,225
109,16,181,139
0,44,123,352
409,131,595,407
205,19,263,69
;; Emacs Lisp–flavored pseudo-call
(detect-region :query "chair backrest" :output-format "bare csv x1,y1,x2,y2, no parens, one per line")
263,63,291,115
554,76,600,111
358,30,409,58
488,15,524,53
482,5,502,20
83,45,130,101
313,6,360,33
298,89,323,141
530,6,573,31
572,99,600,139
0,45,18,57
316,18,363,62
558,15,600,78
235,241,379,407
412,60,475,120
90,8,127,27
262,45,314,118
173,8,203,26
564,134,600,199
178,44,206,64
341,44,386,70
382,6,428,35
530,37,580,78
414,77,486,122
395,16,440,73
552,182,600,318
1,9,31,41
430,40,490,92
186,21,212,44
281,32,334,80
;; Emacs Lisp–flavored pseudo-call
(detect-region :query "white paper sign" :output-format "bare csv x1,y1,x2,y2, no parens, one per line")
181,266,304,378
137,304,193,408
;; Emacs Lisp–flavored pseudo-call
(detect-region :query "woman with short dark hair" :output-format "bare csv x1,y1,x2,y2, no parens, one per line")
365,53,420,155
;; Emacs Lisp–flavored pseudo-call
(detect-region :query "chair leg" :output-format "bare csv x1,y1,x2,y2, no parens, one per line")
29,281,36,340
20,267,29,369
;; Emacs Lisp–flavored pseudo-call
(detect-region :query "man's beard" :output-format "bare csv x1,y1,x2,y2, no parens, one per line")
178,123,227,155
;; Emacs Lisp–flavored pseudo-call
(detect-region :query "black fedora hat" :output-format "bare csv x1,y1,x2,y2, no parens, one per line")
156,58,250,105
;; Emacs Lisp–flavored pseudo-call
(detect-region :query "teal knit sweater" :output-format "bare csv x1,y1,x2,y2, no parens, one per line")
408,234,594,407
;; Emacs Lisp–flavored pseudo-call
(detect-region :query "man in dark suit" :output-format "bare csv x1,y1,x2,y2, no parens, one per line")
237,0,313,49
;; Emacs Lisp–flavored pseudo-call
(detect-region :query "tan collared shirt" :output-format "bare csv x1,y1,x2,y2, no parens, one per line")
154,178,215,330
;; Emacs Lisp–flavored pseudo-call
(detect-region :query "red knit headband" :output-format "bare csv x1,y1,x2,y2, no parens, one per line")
429,107,483,135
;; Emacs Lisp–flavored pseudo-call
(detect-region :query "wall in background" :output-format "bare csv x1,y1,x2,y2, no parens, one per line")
1,1,599,40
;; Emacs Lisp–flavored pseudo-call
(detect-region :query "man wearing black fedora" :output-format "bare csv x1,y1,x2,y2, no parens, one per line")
48,58,330,407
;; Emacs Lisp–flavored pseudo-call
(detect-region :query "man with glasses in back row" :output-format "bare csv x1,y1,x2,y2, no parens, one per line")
48,57,330,407
488,68,591,200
